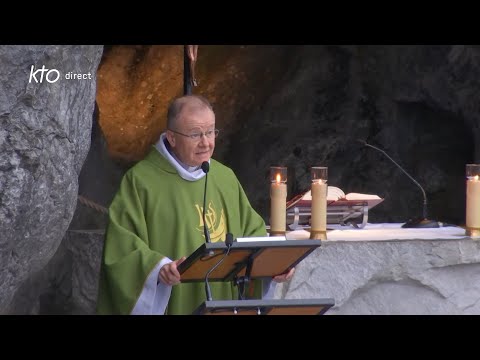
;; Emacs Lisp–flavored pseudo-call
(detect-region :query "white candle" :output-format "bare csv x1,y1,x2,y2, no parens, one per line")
466,176,480,228
311,179,327,232
270,180,287,233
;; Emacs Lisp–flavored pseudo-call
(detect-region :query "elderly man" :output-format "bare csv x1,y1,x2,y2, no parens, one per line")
97,95,293,315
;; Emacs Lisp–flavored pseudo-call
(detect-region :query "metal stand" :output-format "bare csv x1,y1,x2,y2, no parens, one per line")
287,201,370,230
193,298,334,315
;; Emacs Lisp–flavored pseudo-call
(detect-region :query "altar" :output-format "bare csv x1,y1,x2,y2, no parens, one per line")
60,224,480,315
273,223,480,314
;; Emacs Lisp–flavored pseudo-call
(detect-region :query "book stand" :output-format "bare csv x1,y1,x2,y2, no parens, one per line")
288,200,370,230
178,240,334,315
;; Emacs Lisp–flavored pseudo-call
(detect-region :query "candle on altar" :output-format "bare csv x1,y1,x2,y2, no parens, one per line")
466,164,480,238
310,167,328,240
270,167,287,235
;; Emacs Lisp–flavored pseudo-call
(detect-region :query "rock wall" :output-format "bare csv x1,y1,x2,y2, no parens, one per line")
0,45,103,313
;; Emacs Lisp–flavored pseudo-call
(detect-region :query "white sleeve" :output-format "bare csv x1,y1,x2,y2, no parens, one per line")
131,257,173,315
262,278,277,299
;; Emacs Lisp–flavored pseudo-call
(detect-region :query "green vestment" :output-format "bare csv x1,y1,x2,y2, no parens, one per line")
97,148,267,315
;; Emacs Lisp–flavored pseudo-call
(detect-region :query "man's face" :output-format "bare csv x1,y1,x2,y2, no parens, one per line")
167,107,216,167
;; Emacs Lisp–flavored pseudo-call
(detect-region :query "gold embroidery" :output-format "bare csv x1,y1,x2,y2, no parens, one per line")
195,202,226,242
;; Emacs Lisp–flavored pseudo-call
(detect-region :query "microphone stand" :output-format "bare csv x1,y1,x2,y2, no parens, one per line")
204,233,234,301
359,140,440,228
201,161,211,243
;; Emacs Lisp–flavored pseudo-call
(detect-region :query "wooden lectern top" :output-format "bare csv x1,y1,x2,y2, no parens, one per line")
178,239,321,282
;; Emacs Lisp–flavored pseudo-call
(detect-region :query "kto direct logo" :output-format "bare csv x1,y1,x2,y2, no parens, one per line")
28,65,93,83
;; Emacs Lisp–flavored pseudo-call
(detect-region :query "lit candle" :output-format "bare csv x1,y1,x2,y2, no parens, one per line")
466,164,480,238
310,167,328,240
270,167,287,235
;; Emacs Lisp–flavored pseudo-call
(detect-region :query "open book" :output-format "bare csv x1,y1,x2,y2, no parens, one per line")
286,186,384,210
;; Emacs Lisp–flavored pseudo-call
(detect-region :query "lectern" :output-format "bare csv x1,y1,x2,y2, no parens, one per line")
178,239,335,315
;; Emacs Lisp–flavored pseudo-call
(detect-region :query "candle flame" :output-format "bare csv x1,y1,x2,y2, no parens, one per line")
276,174,281,183
475,175,479,181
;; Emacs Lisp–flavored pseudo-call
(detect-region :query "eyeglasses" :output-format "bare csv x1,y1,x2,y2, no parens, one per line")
169,128,220,141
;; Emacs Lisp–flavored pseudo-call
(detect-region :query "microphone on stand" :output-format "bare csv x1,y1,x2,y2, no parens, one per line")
204,233,234,301
357,139,440,228
201,161,211,243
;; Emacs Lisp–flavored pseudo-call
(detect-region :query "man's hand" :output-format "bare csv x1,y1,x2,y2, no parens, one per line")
158,256,186,286
272,267,295,283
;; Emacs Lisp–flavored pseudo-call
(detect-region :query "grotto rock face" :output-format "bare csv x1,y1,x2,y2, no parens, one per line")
0,45,103,313
96,45,480,227
223,45,480,226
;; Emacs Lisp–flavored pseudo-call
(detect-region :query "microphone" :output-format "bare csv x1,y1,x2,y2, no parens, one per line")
357,139,440,228
201,161,211,243
225,232,235,248
204,232,234,301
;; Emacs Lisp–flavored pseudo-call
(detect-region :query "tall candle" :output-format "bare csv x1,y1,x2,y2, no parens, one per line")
466,164,480,238
270,176,287,234
466,177,480,228
310,166,328,240
311,179,327,233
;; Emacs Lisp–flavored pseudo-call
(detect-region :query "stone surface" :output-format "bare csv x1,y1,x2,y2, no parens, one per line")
0,45,103,312
67,230,104,314
8,230,104,314
275,238,480,314
8,233,72,314
68,103,128,231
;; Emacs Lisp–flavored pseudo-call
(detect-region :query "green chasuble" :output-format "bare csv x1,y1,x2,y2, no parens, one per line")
97,147,267,315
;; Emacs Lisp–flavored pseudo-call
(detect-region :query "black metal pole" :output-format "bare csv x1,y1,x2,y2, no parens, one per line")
183,45,192,95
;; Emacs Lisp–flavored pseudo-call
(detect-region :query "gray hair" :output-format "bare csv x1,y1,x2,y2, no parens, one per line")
167,95,214,130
